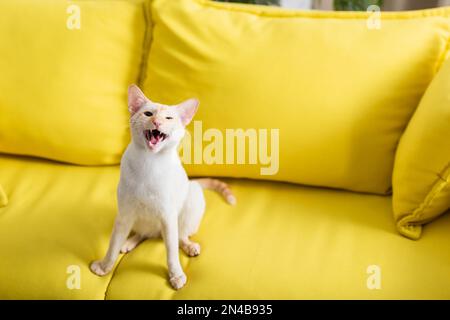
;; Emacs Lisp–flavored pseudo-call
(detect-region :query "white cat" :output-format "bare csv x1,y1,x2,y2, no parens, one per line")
90,85,236,290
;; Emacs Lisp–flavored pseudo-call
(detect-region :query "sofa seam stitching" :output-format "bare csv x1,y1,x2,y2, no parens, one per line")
137,0,154,87
103,253,127,300
0,185,7,207
397,162,450,231
433,26,450,74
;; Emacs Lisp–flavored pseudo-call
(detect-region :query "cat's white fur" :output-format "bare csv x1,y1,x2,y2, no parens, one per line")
90,85,235,290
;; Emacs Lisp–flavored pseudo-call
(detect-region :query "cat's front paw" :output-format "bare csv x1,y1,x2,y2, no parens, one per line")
90,260,112,276
169,273,187,290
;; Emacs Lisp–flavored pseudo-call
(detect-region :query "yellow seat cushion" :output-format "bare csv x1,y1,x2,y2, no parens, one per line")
0,155,121,299
105,179,450,299
143,0,450,194
1,154,449,299
0,0,147,165
393,58,450,240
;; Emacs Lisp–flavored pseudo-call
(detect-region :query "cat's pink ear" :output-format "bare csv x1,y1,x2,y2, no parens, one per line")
128,84,148,114
177,98,199,126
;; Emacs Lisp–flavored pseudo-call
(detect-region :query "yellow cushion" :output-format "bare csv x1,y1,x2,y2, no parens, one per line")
0,155,117,299
0,183,7,207
1,154,450,299
393,58,450,240
107,180,450,299
143,0,450,194
0,0,147,165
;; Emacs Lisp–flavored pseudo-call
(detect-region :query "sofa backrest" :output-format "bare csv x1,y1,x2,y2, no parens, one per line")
0,0,147,165
0,0,449,197
143,0,450,194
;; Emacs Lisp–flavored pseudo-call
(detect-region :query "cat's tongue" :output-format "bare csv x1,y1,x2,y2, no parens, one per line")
150,135,160,145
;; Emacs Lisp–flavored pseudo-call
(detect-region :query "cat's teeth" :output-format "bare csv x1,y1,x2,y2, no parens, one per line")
145,129,167,147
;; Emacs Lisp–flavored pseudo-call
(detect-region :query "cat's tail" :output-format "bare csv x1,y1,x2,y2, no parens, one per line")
194,178,237,206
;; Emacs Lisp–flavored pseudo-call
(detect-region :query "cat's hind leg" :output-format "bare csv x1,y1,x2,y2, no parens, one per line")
179,181,205,257
120,233,146,254
180,238,201,257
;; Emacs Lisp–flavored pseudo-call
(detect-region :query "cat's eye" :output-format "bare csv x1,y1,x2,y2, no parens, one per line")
143,111,153,117
166,117,173,120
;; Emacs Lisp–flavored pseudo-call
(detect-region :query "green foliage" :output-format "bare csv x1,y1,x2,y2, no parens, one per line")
334,0,383,11
214,0,280,5
214,0,384,10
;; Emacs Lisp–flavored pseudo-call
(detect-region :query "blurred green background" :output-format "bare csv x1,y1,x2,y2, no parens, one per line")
334,0,383,10
215,0,387,11
216,0,280,4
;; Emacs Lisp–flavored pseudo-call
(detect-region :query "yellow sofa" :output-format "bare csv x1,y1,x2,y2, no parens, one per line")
0,0,449,299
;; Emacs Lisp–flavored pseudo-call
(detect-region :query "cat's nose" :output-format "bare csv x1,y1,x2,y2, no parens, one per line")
152,119,161,128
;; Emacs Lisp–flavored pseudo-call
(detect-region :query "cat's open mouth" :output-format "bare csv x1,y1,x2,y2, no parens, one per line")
144,129,167,148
